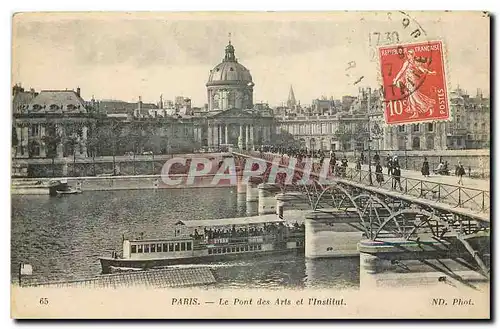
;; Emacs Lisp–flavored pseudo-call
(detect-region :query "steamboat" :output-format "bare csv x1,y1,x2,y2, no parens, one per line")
99,214,305,274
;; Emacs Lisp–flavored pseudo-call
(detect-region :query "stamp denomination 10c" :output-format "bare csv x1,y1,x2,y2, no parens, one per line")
379,40,450,125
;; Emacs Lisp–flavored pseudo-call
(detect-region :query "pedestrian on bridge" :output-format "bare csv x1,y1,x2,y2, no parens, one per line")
392,165,403,191
387,157,393,176
457,162,466,185
375,162,384,186
421,157,430,177
355,158,362,172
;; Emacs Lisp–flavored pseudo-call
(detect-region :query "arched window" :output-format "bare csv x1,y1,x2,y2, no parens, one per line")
310,138,316,151
426,137,434,150
398,137,406,150
412,137,421,150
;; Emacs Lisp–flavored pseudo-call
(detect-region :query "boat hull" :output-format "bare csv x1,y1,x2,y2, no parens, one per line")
56,190,82,195
99,247,304,274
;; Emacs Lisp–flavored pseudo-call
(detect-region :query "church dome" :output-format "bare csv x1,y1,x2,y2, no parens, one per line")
207,42,253,86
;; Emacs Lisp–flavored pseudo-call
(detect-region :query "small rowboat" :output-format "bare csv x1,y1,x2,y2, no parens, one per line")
56,188,82,195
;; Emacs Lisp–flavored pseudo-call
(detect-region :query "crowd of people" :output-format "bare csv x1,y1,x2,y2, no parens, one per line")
259,145,328,160
425,157,467,185
258,145,469,187
190,222,305,241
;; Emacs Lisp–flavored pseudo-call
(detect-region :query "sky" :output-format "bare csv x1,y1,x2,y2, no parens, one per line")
12,11,490,107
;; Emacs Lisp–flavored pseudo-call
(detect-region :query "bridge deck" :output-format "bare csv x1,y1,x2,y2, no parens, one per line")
354,163,489,191
336,179,490,222
234,152,490,222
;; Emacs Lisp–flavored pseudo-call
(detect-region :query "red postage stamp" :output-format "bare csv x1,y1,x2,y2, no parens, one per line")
379,40,450,125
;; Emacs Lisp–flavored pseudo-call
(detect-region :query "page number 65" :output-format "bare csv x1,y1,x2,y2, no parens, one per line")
39,298,49,305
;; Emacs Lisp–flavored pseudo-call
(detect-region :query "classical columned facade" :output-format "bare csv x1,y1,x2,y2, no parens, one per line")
13,116,95,159
205,109,273,150
276,114,371,151
12,89,98,160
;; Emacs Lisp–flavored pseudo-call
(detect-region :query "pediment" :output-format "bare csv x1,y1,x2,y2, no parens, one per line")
211,108,256,118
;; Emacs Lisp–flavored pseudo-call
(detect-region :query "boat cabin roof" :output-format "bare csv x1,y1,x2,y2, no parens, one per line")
176,214,286,228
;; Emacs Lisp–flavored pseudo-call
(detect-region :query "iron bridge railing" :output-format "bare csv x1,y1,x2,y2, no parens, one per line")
237,151,490,214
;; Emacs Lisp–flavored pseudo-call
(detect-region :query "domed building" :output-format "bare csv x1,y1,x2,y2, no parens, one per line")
206,41,254,111
197,39,274,151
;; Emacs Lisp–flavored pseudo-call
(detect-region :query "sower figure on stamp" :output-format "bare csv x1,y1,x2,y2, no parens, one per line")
392,49,437,119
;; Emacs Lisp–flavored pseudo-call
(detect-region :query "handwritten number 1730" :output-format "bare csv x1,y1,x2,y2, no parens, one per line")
369,31,400,46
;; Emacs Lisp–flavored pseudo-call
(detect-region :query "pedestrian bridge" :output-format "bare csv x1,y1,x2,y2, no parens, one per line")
232,150,490,285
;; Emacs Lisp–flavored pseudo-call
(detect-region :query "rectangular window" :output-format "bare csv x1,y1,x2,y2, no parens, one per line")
162,243,168,252
181,242,186,251
174,243,180,252
137,245,143,253
208,249,212,255
250,245,254,251
245,246,249,251
412,124,420,132
131,245,137,253
218,248,222,254
258,245,262,250
236,247,240,252
231,247,236,252
169,243,174,252
150,244,156,252
427,123,434,132
398,125,405,133
157,244,162,252
144,244,150,253
31,124,39,137
186,242,192,251
222,247,227,253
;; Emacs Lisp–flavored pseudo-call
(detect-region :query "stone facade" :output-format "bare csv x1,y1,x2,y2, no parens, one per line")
276,87,490,152
12,88,97,160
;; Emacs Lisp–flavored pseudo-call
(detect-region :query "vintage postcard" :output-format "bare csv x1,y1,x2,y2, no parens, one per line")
10,11,490,319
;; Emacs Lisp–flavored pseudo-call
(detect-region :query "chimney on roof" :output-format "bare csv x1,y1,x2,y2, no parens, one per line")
12,84,24,96
138,96,142,112
476,88,482,99
76,87,81,97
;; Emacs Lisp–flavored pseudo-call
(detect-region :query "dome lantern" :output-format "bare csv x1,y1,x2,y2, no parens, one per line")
224,42,236,62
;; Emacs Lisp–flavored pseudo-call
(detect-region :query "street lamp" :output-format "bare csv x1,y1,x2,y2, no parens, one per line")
404,136,408,169
367,87,373,186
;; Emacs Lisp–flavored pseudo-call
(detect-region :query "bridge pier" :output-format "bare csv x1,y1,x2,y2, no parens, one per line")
275,192,311,219
237,180,247,194
246,180,259,202
235,167,246,194
258,183,281,215
358,239,488,290
305,210,363,259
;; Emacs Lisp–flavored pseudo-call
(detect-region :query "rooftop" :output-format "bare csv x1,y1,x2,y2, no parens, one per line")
176,214,286,227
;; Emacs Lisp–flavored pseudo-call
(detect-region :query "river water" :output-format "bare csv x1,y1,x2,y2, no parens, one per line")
11,187,359,289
